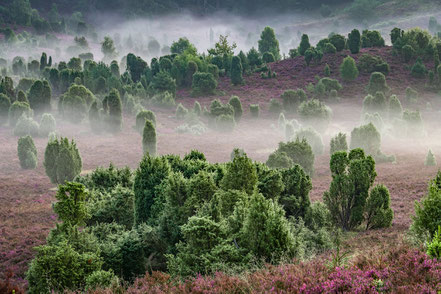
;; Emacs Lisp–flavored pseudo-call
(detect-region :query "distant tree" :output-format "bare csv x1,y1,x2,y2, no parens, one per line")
274,138,315,176
258,27,280,60
171,37,197,55
142,120,157,156
44,137,82,184
364,184,394,230
367,72,389,95
9,101,32,127
208,35,237,56
324,149,377,231
340,56,359,81
135,110,156,132
101,36,116,60
425,150,437,166
191,72,217,96
247,47,262,69
228,96,243,122
348,29,361,54
126,53,147,83
0,94,11,126
298,34,311,56
28,80,52,113
151,71,176,97
103,89,122,133
17,135,37,169
329,34,346,52
230,56,244,85
221,149,257,195
39,113,56,137
330,133,348,155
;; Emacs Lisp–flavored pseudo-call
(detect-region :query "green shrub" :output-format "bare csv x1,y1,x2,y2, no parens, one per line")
0,93,11,125
405,87,419,103
193,101,202,116
427,226,441,259
362,92,387,115
330,133,348,155
9,101,32,127
289,49,299,59
388,95,403,119
230,56,244,85
348,29,361,54
228,96,243,122
361,30,385,48
363,112,384,131
367,72,389,95
28,80,52,114
329,34,345,52
249,104,260,118
365,184,394,230
135,110,156,132
209,99,234,118
274,138,315,176
258,27,281,60
14,115,39,137
324,149,377,230
316,77,342,96
17,90,28,103
295,128,324,155
175,103,188,120
281,89,307,113
411,57,427,78
340,56,359,81
60,84,95,123
142,120,157,156
304,47,323,66
102,89,123,133
298,99,332,133
215,114,236,132
192,72,217,95
269,98,282,116
425,150,437,166
298,34,311,56
151,92,175,108
411,171,441,239
357,54,389,75
324,64,331,77
134,155,171,225
39,113,56,137
151,70,176,97
87,185,134,229
262,52,275,63
17,135,37,169
402,109,424,136
44,137,82,184
350,123,381,156
322,43,335,54
266,151,293,169
89,101,102,134
402,44,415,63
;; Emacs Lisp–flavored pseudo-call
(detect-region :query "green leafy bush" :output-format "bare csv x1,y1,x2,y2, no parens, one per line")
350,123,381,156
175,103,188,120
340,56,359,81
348,29,361,54
102,89,123,133
17,135,37,169
323,43,336,54
411,57,427,78
281,89,307,113
230,56,244,85
365,184,394,230
0,93,11,125
367,72,389,95
142,120,157,156
405,87,419,103
298,34,311,56
39,113,56,137
258,27,281,60
262,52,275,63
411,171,441,239
192,72,217,95
14,115,39,137
361,30,385,48
425,150,437,166
273,138,315,176
330,133,348,155
9,101,32,127
357,54,389,75
266,151,293,169
135,110,156,132
298,99,332,133
388,95,403,120
402,44,415,63
362,92,387,115
44,137,82,184
60,84,95,123
249,104,259,118
228,96,243,122
324,149,377,230
216,114,236,132
427,226,441,259
151,70,176,97
329,34,346,52
295,128,324,155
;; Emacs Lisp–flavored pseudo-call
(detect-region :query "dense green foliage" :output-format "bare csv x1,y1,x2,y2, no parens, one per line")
142,120,157,156
44,137,82,184
270,138,315,176
258,27,280,60
17,135,37,169
340,56,359,81
281,89,307,113
330,132,348,155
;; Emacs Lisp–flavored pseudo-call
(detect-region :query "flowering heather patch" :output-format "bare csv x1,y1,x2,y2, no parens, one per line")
88,245,441,293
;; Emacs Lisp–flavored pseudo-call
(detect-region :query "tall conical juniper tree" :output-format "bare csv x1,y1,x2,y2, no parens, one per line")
142,120,156,156
103,88,122,133
133,154,171,225
348,29,361,54
324,148,376,230
230,56,244,86
44,137,82,184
